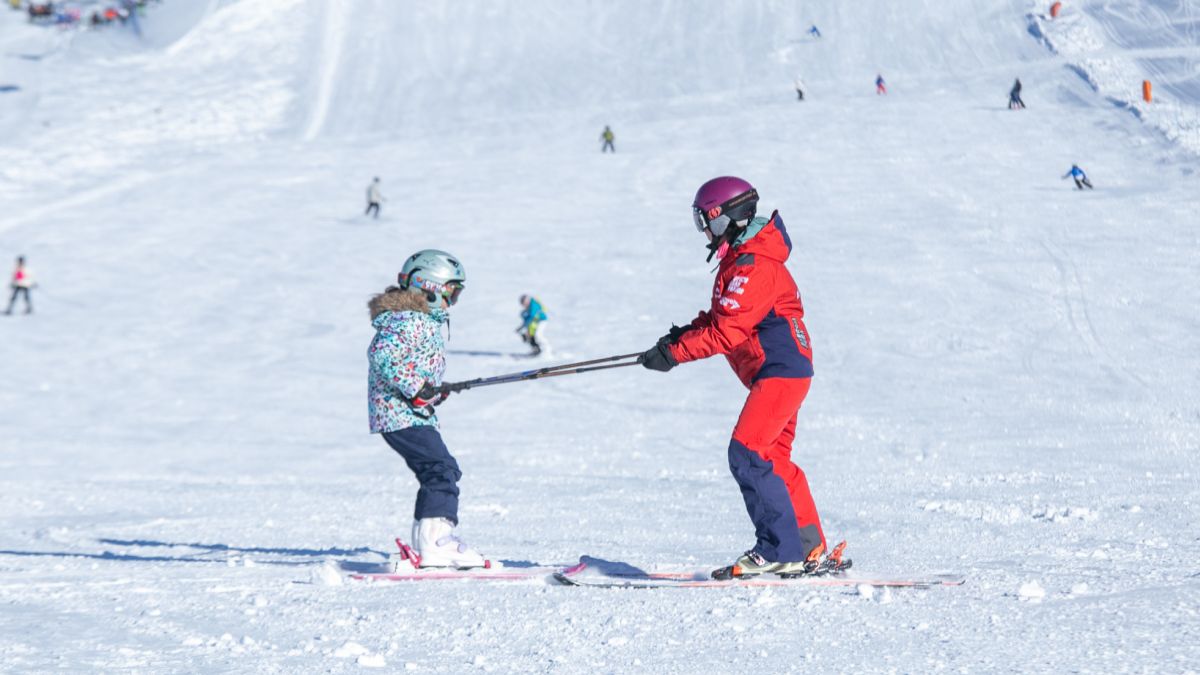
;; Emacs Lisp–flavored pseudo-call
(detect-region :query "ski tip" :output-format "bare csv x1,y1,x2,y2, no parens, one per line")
548,560,590,586
559,560,588,576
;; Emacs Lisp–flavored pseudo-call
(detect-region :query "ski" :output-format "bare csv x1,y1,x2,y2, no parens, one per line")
553,562,964,589
350,563,582,583
347,538,584,582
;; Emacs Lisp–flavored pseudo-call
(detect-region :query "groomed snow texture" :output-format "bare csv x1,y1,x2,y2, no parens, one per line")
1,0,1198,672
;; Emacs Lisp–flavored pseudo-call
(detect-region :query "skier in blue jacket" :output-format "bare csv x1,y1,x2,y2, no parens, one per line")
1063,164,1093,190
517,294,548,355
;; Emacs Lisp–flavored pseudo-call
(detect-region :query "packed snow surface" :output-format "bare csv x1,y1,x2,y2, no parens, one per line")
1,0,1198,672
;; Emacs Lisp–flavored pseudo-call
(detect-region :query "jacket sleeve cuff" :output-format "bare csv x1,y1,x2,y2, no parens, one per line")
667,342,689,364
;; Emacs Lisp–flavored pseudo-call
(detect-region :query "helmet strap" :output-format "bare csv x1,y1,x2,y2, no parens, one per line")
704,222,745,263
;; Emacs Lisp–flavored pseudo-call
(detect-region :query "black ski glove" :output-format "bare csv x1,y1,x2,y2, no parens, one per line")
640,342,678,372
411,382,451,417
658,324,690,346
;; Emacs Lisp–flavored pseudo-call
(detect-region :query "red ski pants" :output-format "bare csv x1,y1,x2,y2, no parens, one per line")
728,377,825,562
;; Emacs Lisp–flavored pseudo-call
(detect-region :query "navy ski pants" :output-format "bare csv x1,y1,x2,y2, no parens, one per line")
382,426,461,523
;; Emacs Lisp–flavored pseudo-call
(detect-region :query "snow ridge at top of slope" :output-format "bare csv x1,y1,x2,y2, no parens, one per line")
285,0,1046,139
0,0,1058,144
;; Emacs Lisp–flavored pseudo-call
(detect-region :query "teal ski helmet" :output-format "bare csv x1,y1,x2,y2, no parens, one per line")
397,249,466,308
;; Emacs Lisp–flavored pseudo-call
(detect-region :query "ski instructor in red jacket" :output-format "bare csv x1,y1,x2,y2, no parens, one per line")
640,176,835,580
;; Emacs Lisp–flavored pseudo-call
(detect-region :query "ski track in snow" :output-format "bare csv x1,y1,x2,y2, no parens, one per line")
1,0,1199,672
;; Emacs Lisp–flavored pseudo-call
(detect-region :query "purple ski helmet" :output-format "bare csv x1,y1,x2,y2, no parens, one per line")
692,176,759,238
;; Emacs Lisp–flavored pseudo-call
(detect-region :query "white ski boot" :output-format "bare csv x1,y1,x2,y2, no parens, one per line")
413,517,488,569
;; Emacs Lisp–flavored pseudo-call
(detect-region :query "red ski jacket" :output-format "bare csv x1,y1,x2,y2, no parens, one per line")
669,212,814,388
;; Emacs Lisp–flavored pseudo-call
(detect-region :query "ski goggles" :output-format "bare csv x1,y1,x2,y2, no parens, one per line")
441,281,464,306
693,206,734,237
692,189,758,238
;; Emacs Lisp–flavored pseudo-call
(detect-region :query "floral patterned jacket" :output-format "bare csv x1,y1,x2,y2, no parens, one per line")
367,288,448,433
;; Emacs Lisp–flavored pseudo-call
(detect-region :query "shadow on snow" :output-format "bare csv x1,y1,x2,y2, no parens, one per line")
0,538,391,567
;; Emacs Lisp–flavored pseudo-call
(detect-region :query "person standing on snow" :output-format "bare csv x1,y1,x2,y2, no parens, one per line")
365,177,384,219
875,74,887,95
5,256,34,315
600,125,615,153
367,249,487,568
639,177,841,580
516,294,547,355
1009,78,1026,109
808,24,821,38
1063,164,1093,190
794,77,806,101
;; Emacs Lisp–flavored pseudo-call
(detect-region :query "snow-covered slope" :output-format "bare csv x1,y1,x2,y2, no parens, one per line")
1,0,1198,672
1030,0,1200,154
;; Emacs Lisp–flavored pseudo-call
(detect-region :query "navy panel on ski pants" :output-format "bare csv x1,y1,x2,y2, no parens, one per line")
382,426,461,523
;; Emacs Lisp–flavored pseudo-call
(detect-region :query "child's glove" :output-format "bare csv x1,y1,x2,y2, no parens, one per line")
410,383,451,417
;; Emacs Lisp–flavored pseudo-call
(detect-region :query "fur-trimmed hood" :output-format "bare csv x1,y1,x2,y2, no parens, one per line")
368,287,430,321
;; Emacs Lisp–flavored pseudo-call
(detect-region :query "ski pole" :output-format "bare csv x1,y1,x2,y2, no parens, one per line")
28,286,85,308
443,352,642,393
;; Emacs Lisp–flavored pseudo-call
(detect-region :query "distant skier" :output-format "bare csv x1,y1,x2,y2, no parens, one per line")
794,77,805,101
1063,164,1093,190
875,74,887,95
808,24,821,38
516,294,547,355
5,256,33,315
1009,78,1025,109
640,177,841,580
600,125,615,153
367,249,487,568
365,177,384,219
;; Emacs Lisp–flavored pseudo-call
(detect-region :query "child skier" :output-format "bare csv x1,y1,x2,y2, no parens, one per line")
875,74,887,95
5,256,33,315
367,249,486,568
517,294,547,355
1063,164,1093,190
639,177,838,580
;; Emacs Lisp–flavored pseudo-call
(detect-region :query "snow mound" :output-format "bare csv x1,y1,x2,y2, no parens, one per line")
1018,580,1047,602
310,561,343,586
